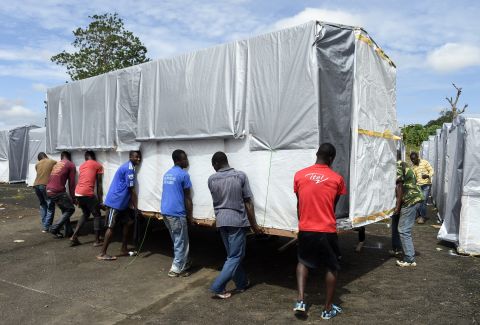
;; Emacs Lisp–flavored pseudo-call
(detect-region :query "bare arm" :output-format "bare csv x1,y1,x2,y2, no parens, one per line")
69,166,76,202
334,195,340,211
129,187,138,210
394,182,403,215
296,193,300,221
244,198,262,234
184,188,193,224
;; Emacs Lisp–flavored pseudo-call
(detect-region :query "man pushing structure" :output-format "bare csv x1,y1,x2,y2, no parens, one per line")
293,143,346,320
97,150,141,261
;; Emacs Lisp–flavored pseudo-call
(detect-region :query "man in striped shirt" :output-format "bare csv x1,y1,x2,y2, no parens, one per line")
409,152,434,224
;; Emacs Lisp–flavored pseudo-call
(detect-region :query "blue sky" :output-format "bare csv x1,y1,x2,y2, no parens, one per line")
0,0,479,129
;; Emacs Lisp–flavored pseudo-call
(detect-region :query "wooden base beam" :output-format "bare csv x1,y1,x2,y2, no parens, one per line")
139,210,298,238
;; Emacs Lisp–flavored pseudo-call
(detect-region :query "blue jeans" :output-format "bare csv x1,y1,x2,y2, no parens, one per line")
163,215,190,273
398,203,419,263
49,192,75,236
210,227,249,294
391,214,402,251
417,185,431,218
34,185,55,230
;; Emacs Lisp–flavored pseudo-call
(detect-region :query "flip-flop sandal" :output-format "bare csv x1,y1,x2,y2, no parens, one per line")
96,255,117,261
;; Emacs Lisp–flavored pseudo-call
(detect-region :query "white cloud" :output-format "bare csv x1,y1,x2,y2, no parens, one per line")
4,105,37,118
0,47,54,62
272,7,364,31
427,43,480,72
0,63,66,81
32,83,48,92
0,98,43,128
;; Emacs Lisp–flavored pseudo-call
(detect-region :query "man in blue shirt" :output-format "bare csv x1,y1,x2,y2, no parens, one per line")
97,150,141,261
161,149,193,277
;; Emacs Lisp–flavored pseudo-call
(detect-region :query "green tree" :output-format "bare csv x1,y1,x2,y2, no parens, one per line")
402,83,468,154
51,13,150,80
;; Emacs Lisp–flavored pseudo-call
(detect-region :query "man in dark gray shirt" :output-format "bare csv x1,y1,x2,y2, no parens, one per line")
208,151,262,299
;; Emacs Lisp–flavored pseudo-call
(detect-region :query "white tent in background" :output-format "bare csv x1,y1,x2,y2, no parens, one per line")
46,21,398,235
0,129,9,182
427,135,436,166
0,125,40,184
434,123,451,221
437,115,480,255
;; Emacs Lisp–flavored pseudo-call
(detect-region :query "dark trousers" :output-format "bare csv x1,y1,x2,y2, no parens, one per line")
75,195,103,234
49,192,75,235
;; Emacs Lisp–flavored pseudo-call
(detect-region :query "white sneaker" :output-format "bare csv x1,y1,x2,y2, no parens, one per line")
396,260,417,267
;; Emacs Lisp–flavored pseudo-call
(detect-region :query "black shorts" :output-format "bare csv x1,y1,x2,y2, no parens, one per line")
297,231,340,272
106,207,134,229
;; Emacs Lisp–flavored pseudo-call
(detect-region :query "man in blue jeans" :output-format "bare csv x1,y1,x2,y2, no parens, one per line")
161,149,193,277
393,156,424,267
33,152,57,232
208,152,262,299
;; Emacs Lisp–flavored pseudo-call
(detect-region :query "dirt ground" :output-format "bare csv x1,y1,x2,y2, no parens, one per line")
0,183,479,325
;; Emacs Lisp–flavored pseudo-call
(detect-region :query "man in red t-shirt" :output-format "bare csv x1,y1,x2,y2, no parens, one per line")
47,151,76,238
70,151,104,247
292,143,347,320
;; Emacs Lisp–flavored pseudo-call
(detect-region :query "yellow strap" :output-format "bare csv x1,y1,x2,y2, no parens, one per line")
352,208,395,224
358,128,401,140
356,34,373,46
355,34,395,67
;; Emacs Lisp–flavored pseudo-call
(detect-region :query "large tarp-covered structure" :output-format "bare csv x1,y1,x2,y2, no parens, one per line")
435,116,480,255
46,21,398,233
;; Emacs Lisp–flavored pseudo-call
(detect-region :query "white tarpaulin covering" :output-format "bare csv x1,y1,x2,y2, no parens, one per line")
46,21,398,233
115,66,141,151
437,120,463,243
47,69,140,152
57,74,116,150
435,123,451,221
427,135,435,165
247,22,318,150
434,116,480,255
458,117,480,254
46,86,63,154
432,128,441,205
0,129,9,182
349,30,397,227
137,42,246,141
9,126,39,183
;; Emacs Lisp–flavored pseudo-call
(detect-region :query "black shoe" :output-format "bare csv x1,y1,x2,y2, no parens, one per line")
50,229,64,239
388,249,402,257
